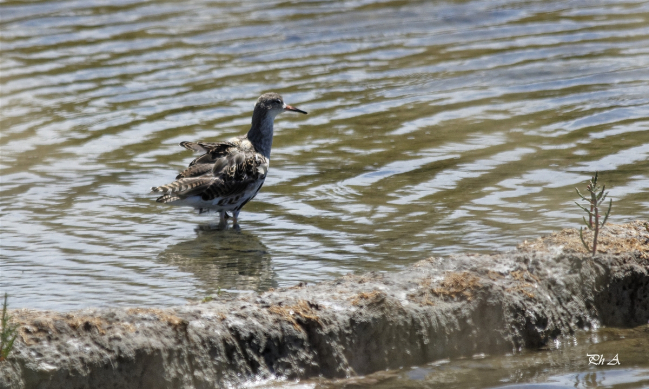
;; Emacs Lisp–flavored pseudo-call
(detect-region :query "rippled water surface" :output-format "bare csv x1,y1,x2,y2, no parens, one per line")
1,0,649,311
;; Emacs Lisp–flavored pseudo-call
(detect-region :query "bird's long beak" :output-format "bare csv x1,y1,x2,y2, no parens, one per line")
284,104,307,114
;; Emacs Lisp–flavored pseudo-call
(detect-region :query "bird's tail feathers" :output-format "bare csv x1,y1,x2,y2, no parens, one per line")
155,194,182,203
151,177,214,197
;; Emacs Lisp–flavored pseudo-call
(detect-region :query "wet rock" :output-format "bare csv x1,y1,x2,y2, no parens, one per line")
1,221,647,389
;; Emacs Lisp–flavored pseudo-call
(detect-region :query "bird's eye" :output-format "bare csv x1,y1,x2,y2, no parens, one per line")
274,99,281,104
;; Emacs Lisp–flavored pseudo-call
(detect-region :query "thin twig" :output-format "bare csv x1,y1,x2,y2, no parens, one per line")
574,172,613,256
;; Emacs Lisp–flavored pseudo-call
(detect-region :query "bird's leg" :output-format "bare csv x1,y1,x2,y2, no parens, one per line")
218,211,227,229
232,210,240,229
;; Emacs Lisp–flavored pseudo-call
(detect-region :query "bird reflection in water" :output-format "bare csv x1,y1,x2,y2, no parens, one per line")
157,224,277,295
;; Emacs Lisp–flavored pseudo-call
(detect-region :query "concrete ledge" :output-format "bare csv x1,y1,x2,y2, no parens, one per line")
2,221,648,389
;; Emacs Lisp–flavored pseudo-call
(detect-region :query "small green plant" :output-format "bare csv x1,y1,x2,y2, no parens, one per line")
575,172,612,255
1,293,18,362
201,288,222,303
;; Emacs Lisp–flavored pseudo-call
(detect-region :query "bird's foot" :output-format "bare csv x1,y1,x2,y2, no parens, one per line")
217,211,232,229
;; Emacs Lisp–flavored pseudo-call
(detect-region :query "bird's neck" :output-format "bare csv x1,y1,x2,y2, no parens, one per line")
247,110,275,159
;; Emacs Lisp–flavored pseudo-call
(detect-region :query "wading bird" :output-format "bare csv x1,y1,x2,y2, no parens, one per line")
151,93,307,227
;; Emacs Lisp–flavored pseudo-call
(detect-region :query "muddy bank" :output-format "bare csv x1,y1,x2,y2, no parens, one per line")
2,221,648,389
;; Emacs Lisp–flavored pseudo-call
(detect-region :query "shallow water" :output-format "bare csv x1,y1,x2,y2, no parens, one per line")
291,326,649,389
1,0,649,311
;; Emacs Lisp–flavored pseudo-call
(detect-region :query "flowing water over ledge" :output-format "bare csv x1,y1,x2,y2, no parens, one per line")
299,326,649,389
1,0,649,311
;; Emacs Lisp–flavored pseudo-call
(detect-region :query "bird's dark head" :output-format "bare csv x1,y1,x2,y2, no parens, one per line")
255,92,307,117
248,93,307,158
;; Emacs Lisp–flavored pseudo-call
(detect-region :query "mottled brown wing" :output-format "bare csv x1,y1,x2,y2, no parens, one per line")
176,163,213,179
198,179,255,201
179,141,235,154
175,141,237,179
179,141,237,168
197,150,268,202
